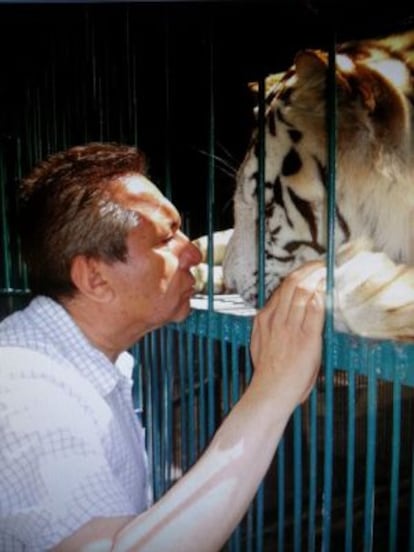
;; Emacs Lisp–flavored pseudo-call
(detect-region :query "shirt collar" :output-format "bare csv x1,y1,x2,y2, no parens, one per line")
30,296,135,397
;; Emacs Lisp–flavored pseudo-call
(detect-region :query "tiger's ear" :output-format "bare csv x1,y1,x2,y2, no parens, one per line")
295,49,376,113
248,72,285,96
294,49,328,81
294,49,353,98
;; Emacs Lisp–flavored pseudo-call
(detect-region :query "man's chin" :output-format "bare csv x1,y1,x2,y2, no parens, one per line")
172,302,192,323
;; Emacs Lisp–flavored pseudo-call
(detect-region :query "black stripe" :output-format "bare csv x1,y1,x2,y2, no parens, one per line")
268,113,276,136
287,186,317,242
273,176,293,227
288,129,302,143
282,148,302,176
284,239,326,255
314,154,350,241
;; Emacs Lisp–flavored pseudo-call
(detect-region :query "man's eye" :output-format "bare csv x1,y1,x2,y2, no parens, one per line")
160,236,174,248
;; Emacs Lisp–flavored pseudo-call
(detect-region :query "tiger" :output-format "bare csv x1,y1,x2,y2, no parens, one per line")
192,29,414,342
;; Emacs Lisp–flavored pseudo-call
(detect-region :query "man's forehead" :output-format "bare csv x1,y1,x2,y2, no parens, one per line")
110,173,180,225
114,174,164,200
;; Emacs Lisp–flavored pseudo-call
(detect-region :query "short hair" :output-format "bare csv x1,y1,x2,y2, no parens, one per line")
19,142,147,300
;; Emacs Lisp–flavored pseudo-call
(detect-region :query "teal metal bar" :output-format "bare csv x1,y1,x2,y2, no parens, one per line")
186,329,196,465
150,331,162,498
250,79,265,546
307,387,318,552
363,346,377,550
14,138,29,291
220,338,230,416
159,329,168,494
230,333,241,550
143,335,155,495
409,445,414,551
206,19,216,304
206,18,216,441
0,154,12,291
322,32,338,552
231,338,239,407
345,356,357,552
293,407,303,552
257,76,266,308
131,342,144,424
165,327,174,489
163,11,172,200
255,484,264,552
388,376,402,550
178,326,188,473
198,332,206,451
246,504,253,552
277,437,286,550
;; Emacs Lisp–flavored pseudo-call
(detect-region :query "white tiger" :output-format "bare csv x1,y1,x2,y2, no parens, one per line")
193,29,414,342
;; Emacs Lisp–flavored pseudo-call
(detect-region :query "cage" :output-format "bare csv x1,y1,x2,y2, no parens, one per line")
1,1,414,550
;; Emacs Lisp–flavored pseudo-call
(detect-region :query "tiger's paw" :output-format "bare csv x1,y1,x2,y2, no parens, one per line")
334,239,414,342
191,229,233,294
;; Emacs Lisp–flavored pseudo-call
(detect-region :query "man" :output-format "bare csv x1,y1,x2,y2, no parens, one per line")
0,143,325,551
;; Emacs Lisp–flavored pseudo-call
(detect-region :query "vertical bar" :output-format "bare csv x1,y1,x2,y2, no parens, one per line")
159,328,170,493
163,9,172,201
388,375,402,550
198,333,206,451
244,351,254,552
255,71,266,552
321,32,337,552
277,437,286,550
255,484,264,552
345,356,357,552
257,76,266,308
143,335,154,494
221,337,230,416
293,407,303,552
158,328,168,494
206,19,216,303
230,334,241,551
206,16,216,441
409,441,414,550
165,326,174,489
178,326,188,473
307,387,318,552
363,348,377,551
150,331,161,499
15,137,29,290
186,328,196,465
0,153,12,291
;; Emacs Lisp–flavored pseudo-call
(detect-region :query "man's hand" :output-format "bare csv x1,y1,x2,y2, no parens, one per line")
250,261,326,408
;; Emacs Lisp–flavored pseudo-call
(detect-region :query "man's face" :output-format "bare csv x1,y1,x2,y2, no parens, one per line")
105,174,202,333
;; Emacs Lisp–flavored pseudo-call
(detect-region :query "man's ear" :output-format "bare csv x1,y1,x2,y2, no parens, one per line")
70,255,115,302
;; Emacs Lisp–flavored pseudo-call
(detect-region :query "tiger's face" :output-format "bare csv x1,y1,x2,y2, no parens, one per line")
223,30,414,319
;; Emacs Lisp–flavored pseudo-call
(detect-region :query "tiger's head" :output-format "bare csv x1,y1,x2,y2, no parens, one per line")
223,30,414,316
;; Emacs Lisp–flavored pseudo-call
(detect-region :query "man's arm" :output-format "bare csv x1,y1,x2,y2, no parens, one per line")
54,261,325,552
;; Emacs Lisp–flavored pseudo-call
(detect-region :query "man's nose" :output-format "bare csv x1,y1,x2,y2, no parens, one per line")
178,233,203,268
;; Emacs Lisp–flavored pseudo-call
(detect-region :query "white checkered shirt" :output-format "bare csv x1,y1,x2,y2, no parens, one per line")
0,296,152,551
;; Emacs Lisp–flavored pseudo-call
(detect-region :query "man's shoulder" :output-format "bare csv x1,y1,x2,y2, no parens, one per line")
0,346,113,435
0,296,73,361
0,296,52,344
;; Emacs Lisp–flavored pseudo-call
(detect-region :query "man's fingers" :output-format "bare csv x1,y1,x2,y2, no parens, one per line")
265,261,326,325
285,287,317,329
302,290,325,335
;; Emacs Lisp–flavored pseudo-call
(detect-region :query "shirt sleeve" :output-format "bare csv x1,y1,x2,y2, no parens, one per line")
0,347,139,551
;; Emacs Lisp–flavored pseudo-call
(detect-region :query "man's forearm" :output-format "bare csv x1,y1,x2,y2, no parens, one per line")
112,380,293,552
